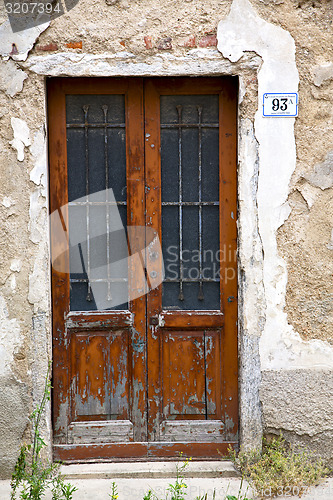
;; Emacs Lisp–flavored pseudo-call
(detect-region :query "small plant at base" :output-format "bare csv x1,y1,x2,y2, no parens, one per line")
143,490,157,500
10,362,77,500
226,496,252,500
225,479,252,500
228,433,329,498
195,490,216,500
193,477,253,500
165,453,191,500
109,481,119,499
51,476,77,500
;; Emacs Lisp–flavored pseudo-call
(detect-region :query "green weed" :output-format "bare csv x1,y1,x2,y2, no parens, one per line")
10,362,77,500
109,481,119,499
165,453,190,500
140,455,253,500
229,433,329,498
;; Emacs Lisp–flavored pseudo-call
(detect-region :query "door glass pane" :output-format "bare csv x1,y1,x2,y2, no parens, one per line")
66,95,128,311
161,95,220,310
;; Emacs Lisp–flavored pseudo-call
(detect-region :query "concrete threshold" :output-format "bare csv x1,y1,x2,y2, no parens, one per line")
1,462,332,499
60,460,239,480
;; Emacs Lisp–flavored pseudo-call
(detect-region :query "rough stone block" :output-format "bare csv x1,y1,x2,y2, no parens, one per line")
0,376,29,479
260,369,333,467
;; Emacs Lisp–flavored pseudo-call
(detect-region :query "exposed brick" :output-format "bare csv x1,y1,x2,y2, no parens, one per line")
36,43,58,52
157,37,172,50
65,41,82,49
183,35,196,48
144,36,153,49
119,40,126,47
198,34,217,48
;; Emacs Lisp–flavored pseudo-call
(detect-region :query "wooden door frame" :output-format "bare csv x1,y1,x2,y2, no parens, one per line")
48,76,238,462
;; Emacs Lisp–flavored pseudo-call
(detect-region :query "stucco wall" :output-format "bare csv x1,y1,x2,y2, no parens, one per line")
0,0,332,478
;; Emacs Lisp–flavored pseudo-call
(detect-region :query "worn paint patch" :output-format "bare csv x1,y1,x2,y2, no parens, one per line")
296,182,321,209
10,117,31,161
10,259,22,273
0,60,27,97
1,196,15,208
0,295,21,377
29,127,47,191
28,124,49,314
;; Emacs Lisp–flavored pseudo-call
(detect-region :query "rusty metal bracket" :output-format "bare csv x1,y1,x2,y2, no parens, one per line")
149,316,159,326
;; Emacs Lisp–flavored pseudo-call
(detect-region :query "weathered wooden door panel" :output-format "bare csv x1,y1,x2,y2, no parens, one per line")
161,330,221,419
48,78,146,450
145,78,238,449
48,76,238,461
70,330,130,421
159,328,223,443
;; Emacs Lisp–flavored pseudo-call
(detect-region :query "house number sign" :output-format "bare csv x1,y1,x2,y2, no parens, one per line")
263,93,298,117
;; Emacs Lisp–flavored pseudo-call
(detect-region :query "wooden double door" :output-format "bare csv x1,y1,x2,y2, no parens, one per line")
48,77,238,461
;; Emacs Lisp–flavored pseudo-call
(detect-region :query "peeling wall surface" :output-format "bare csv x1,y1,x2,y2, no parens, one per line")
0,0,333,478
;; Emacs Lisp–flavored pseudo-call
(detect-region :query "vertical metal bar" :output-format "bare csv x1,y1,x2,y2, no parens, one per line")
102,105,112,303
176,105,184,301
83,105,92,301
197,106,204,300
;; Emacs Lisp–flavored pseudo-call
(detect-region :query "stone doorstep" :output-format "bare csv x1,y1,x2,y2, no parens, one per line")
59,460,240,480
1,475,333,499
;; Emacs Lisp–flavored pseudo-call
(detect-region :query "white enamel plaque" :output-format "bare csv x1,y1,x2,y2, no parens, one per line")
263,93,298,117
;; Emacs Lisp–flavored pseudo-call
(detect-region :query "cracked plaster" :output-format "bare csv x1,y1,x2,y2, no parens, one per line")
217,0,333,371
